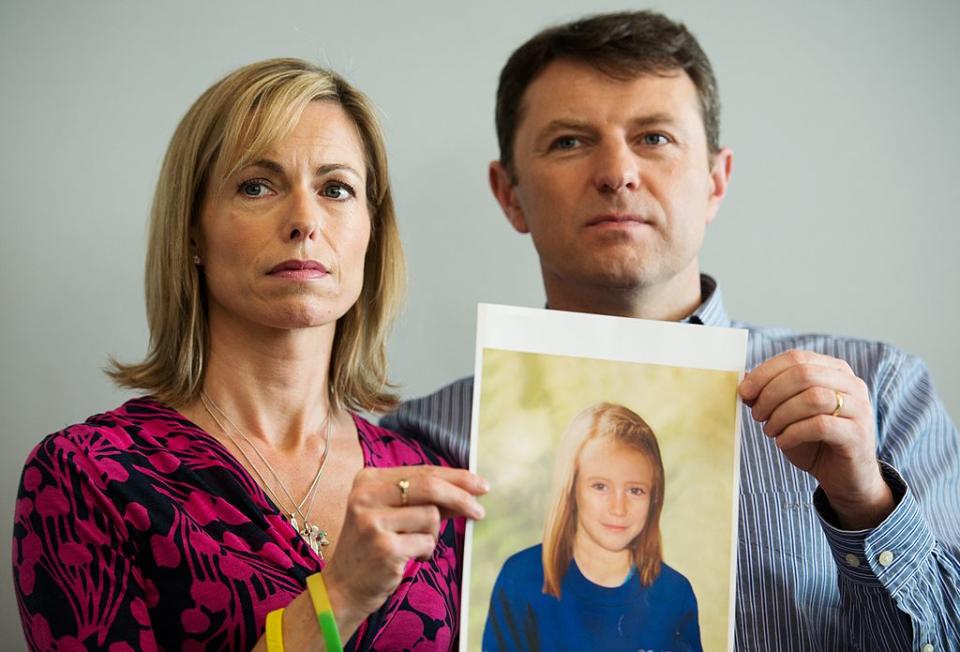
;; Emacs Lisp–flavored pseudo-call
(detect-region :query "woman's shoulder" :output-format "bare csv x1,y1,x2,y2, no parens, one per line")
355,413,459,468
22,396,220,483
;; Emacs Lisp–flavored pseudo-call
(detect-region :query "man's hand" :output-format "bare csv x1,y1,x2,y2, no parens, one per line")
739,349,894,530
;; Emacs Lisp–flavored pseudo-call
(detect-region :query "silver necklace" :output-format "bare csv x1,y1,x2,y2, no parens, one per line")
200,392,332,558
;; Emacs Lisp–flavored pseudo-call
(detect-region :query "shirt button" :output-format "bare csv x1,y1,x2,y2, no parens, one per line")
878,550,895,567
921,644,935,652
844,553,860,568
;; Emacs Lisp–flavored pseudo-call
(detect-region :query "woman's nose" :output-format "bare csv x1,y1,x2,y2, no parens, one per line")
285,187,321,242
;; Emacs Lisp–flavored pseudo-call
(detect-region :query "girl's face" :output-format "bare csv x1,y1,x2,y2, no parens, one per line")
574,438,654,554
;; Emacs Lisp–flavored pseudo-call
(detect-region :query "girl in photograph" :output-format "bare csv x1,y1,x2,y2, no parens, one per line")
483,402,702,652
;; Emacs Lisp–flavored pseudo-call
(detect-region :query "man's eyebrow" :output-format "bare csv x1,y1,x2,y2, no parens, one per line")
628,113,681,129
537,119,594,137
535,113,682,141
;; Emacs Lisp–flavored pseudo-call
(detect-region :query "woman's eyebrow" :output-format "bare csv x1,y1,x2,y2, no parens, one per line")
246,159,285,174
316,162,362,178
241,160,361,179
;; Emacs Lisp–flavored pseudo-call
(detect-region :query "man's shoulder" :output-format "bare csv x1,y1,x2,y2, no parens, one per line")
402,376,475,406
738,320,916,378
380,376,475,468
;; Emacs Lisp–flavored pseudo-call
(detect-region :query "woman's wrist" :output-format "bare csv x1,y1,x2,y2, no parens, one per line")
320,570,368,643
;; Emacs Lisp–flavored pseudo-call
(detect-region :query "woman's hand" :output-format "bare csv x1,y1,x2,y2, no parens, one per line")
321,466,489,637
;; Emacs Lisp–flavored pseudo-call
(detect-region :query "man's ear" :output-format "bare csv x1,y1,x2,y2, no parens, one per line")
489,161,529,234
705,147,733,225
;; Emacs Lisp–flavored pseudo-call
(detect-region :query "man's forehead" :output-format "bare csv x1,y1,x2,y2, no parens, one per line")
516,59,697,128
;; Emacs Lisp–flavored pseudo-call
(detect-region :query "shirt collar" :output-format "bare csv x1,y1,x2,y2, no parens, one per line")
686,273,731,327
543,273,731,327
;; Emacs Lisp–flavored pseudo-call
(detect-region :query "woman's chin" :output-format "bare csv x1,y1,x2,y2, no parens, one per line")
231,300,353,333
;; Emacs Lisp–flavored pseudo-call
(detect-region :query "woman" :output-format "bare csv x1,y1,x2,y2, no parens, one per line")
12,58,487,651
483,403,701,652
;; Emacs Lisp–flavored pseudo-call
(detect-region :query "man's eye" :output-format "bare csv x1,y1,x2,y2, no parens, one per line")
550,136,581,151
238,180,271,198
322,182,355,200
642,133,669,146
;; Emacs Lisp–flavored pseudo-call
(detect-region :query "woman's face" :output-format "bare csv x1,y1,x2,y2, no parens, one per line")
196,101,371,333
574,438,654,554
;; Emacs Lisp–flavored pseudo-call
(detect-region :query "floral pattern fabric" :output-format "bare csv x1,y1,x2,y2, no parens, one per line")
12,397,464,651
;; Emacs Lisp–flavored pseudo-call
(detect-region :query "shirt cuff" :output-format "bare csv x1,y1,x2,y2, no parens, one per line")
814,463,935,589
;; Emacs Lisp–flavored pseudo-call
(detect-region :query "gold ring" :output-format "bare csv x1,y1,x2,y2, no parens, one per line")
397,479,410,506
832,391,844,417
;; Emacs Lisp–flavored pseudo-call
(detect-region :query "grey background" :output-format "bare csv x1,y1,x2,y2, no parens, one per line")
2,0,958,645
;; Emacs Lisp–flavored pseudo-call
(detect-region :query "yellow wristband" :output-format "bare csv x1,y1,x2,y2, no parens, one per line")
306,573,343,652
265,607,285,652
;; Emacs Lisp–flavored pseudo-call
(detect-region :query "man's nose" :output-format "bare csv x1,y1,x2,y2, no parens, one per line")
594,141,640,194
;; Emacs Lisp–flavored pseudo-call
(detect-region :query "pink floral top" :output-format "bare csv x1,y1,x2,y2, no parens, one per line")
13,397,465,651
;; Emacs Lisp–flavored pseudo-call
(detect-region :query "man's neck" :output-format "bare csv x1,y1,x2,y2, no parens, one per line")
543,269,704,322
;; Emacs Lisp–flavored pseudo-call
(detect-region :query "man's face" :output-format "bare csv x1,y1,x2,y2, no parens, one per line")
490,59,731,303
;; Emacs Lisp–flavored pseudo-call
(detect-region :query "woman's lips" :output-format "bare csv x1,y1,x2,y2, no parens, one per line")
268,259,329,279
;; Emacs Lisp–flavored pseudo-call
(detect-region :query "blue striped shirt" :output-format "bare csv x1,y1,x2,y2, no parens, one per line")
382,275,960,651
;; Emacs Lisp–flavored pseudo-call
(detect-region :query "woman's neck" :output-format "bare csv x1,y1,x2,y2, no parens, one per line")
186,310,339,453
572,529,633,587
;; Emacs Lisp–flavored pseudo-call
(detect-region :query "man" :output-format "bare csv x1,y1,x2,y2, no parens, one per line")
383,11,960,650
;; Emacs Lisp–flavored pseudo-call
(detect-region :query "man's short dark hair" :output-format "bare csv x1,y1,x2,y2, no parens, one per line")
495,11,721,174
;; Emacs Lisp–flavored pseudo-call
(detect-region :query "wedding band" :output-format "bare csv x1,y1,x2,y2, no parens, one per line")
397,479,410,506
832,391,844,417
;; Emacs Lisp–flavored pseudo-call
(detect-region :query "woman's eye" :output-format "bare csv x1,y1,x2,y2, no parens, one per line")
550,136,581,151
591,482,607,491
322,182,355,200
238,180,271,198
642,133,669,146
629,487,647,496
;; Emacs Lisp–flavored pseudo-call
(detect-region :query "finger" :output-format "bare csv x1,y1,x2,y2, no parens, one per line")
356,468,487,518
380,505,442,541
356,466,489,499
390,472,486,519
749,364,862,422
394,532,439,563
762,386,867,438
403,466,491,496
774,414,860,454
740,350,852,401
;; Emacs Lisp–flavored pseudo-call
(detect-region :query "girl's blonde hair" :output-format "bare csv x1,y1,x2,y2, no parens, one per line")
541,402,665,597
108,58,404,412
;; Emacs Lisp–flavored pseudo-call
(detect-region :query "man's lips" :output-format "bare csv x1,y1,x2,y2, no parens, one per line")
268,259,329,279
584,214,652,228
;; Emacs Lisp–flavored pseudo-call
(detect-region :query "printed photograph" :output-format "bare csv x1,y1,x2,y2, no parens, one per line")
463,305,747,652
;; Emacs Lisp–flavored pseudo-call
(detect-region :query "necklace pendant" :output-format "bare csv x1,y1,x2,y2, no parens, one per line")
289,514,299,533
296,521,330,560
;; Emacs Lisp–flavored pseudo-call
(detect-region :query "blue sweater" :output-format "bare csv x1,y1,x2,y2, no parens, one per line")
482,544,702,652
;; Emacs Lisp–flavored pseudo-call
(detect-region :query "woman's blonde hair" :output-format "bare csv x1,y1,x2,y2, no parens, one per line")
108,58,405,412
541,402,665,597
